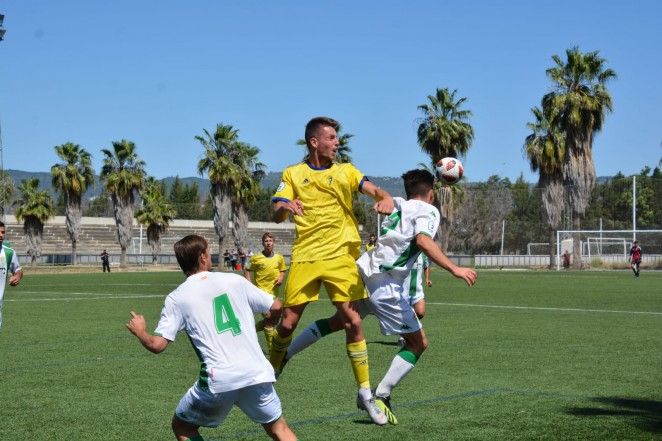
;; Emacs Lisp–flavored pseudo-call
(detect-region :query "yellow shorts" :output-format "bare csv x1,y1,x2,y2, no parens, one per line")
283,254,367,307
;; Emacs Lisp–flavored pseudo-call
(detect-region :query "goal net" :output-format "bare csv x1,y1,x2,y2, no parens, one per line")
555,229,662,270
527,243,549,255
583,237,628,258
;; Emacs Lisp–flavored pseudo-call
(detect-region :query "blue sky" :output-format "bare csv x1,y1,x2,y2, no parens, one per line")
1,1,660,182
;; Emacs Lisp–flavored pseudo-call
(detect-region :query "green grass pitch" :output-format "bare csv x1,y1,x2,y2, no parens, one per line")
1,269,660,440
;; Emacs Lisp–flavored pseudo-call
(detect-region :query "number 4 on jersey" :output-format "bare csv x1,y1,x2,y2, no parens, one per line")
213,294,241,336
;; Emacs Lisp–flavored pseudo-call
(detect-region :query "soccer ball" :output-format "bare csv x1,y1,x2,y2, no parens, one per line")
435,157,464,184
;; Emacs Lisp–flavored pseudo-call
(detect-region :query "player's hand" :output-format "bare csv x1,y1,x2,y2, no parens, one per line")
452,267,477,287
8,274,21,286
373,196,394,215
285,199,304,216
273,278,283,287
426,280,432,287
126,311,147,335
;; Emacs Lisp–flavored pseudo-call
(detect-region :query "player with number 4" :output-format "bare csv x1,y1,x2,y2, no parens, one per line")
126,234,297,441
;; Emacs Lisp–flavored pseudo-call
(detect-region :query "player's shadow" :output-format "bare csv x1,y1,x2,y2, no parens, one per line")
565,397,662,434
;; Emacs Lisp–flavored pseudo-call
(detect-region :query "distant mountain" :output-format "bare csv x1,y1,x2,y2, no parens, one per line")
6,169,407,201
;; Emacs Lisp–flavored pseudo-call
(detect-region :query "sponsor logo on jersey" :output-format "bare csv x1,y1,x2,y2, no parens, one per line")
276,182,286,192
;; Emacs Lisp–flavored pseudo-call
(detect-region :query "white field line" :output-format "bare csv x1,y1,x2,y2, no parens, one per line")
8,294,660,316
428,301,662,316
6,294,164,302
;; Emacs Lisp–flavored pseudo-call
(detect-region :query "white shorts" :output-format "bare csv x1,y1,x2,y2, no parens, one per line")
175,381,282,428
361,272,422,336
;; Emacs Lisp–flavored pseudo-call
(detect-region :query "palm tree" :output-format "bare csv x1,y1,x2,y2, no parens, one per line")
524,106,565,268
100,140,146,268
0,171,15,219
51,142,95,265
417,87,474,252
228,143,266,253
543,47,616,267
136,177,176,265
296,123,354,163
14,178,54,265
197,124,245,268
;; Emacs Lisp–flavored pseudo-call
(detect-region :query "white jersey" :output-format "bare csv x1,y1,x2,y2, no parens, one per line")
0,244,21,330
357,197,440,281
0,244,21,301
403,253,429,305
155,271,275,394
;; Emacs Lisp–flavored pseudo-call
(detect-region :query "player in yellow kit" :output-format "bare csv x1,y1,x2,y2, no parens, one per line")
245,232,287,352
271,116,394,425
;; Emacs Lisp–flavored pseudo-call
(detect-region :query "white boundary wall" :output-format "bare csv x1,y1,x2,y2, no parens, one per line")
556,229,662,271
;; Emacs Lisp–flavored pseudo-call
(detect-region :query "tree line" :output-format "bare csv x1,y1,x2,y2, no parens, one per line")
2,46,660,269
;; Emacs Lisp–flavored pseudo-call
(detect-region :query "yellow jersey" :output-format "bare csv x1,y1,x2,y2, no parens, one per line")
246,252,287,296
273,162,365,262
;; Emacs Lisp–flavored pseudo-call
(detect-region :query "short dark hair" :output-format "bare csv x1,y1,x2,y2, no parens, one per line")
402,169,435,199
305,116,339,148
262,232,275,242
0,220,5,228
174,235,208,275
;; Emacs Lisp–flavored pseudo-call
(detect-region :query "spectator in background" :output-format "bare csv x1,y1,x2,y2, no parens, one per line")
629,240,642,277
223,249,231,269
101,249,111,273
562,250,571,269
230,250,238,271
239,249,247,271
365,234,377,252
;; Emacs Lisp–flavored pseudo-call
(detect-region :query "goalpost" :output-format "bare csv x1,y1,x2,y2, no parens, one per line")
555,229,662,271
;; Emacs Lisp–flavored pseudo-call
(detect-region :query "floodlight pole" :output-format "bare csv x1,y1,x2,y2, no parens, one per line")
632,175,637,242
0,13,5,221
500,220,505,255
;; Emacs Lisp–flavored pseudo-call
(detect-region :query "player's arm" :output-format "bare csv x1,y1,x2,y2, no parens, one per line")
269,298,283,320
274,270,285,287
415,234,477,287
126,311,170,354
244,267,252,282
244,280,284,324
360,180,394,215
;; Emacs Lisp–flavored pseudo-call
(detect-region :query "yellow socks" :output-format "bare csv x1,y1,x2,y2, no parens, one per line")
255,318,265,332
346,340,370,389
264,326,277,352
269,331,293,369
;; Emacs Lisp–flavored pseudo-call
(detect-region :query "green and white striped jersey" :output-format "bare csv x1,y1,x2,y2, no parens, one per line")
403,253,429,305
357,197,439,281
0,244,20,301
